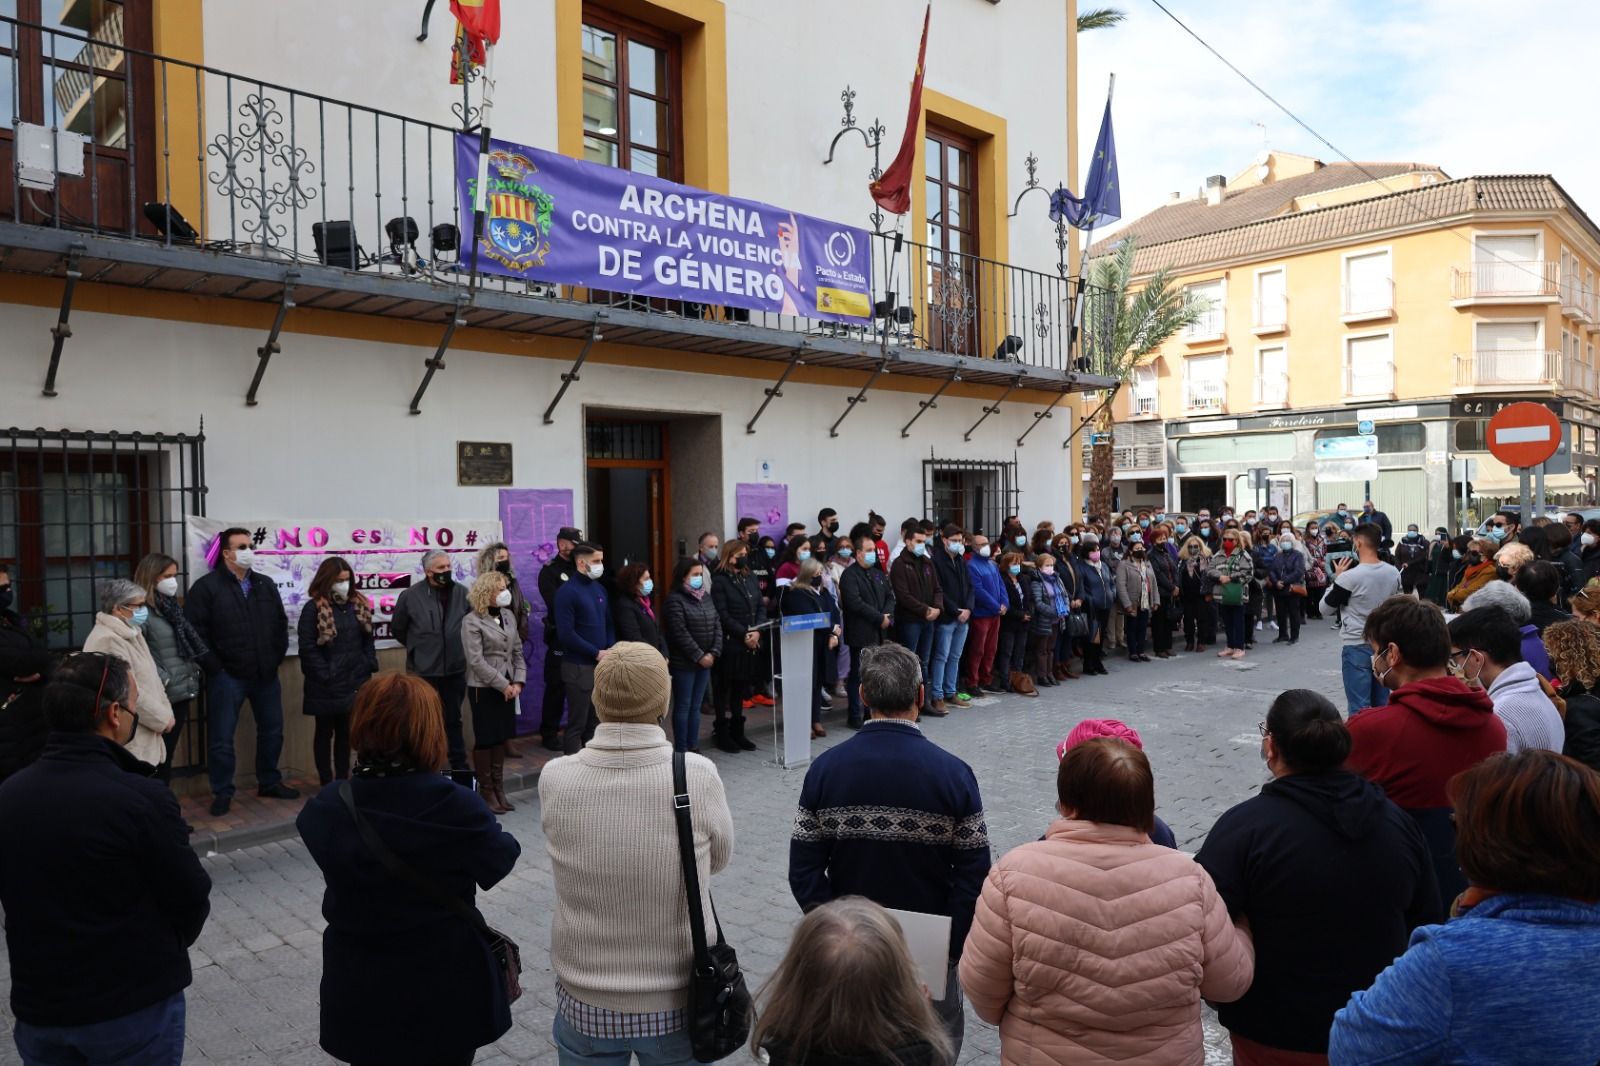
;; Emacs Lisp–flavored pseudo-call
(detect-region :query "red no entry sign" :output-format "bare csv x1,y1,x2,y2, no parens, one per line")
1486,402,1561,468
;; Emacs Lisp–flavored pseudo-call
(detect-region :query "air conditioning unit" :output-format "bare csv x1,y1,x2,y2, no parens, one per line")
15,122,87,191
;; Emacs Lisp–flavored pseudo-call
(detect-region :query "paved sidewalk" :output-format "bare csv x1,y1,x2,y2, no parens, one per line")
2,622,1349,1066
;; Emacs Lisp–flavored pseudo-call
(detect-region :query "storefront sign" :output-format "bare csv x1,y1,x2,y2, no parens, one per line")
457,134,872,323
1313,435,1379,459
185,517,502,655
1451,397,1562,419
1314,459,1378,483
457,441,513,486
1172,402,1451,438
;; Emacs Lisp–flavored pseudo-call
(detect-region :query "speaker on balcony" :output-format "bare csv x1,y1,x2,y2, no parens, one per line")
993,334,1025,361
142,202,199,244
313,220,362,269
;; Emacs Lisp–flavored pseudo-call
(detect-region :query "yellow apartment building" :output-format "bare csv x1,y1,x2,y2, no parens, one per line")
1087,152,1600,529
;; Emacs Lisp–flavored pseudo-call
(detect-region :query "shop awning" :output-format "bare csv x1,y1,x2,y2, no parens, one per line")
1465,455,1586,495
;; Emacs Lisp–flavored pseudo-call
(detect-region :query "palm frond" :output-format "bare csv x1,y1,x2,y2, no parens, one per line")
1077,7,1127,32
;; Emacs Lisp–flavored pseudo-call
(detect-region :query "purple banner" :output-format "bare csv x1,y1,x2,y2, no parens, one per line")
457,133,872,324
500,488,574,734
735,483,788,543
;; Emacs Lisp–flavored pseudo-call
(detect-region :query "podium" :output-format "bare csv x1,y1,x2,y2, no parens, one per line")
774,612,831,769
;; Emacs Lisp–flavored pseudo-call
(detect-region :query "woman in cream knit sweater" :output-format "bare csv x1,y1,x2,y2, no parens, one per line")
539,640,735,1060
83,578,175,771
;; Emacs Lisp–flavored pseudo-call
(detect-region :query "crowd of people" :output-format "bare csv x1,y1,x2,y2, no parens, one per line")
3,498,1600,1066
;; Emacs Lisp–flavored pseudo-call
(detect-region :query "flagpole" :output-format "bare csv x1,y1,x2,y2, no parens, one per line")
466,42,498,301
1069,73,1115,361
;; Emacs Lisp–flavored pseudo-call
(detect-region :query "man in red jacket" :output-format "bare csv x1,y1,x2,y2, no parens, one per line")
1348,595,1506,901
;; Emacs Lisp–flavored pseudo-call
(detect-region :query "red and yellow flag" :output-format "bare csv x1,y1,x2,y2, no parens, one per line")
870,3,930,216
450,0,502,85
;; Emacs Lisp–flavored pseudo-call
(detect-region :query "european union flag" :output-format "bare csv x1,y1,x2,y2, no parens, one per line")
1050,98,1120,231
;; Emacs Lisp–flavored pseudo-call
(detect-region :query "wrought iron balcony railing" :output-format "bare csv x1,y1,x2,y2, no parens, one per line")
0,14,1118,393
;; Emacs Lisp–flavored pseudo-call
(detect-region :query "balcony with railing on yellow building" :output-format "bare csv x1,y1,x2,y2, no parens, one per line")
1454,349,1597,399
1450,259,1560,306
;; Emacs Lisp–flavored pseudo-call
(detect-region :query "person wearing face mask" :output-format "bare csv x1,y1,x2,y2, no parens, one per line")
1197,689,1441,1065
712,541,767,750
776,533,814,585
1267,532,1307,646
1145,526,1178,659
1250,526,1278,641
1115,537,1158,663
1395,525,1430,596
1072,534,1115,675
1424,528,1454,608
552,544,616,756
611,563,667,660
840,533,896,728
132,552,206,783
1027,552,1069,687
0,563,54,785
463,570,529,815
1579,519,1600,584
536,526,584,752
816,507,841,542
1208,530,1256,659
663,557,722,753
1321,522,1355,630
392,546,473,773
1103,528,1127,653
1446,537,1498,611
751,535,780,618
1486,510,1520,547
1177,536,1216,653
1543,620,1600,772
783,560,840,738
928,526,974,712
963,534,1006,695
0,653,212,1066
994,553,1033,695
1194,515,1219,553
186,526,294,817
1300,523,1329,621
296,556,377,787
476,541,532,646
83,578,175,772
890,528,945,697
1324,525,1403,715
1447,607,1564,755
1357,499,1393,547
1347,595,1506,898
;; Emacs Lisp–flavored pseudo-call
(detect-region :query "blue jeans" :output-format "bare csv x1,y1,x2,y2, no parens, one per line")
15,991,185,1066
931,620,969,700
1126,609,1150,655
670,666,710,751
553,1012,696,1066
206,670,284,800
898,619,935,681
1341,643,1390,718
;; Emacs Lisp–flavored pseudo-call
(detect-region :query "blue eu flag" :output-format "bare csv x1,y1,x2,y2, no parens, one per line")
1050,99,1120,231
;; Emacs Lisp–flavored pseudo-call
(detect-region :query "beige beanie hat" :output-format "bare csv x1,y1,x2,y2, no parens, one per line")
593,641,671,724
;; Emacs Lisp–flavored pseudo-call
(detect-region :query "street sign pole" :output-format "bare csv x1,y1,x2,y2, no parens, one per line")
1520,466,1533,525
1536,462,1547,515
1458,462,1468,534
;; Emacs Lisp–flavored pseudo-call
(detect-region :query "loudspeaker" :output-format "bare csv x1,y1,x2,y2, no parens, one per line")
313,221,361,269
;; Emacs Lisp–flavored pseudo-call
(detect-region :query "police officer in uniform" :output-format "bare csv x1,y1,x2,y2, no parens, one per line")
536,527,582,751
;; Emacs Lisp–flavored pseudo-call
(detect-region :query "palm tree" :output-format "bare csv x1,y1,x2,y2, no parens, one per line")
1077,7,1126,32
1080,237,1203,519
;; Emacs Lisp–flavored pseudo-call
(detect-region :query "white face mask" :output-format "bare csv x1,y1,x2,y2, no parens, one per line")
331,580,351,600
156,576,179,597
494,589,513,608
233,548,255,570
1585,533,1598,548
588,564,605,580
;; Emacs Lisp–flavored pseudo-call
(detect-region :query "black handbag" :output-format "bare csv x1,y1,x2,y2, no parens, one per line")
338,780,522,1004
672,751,751,1062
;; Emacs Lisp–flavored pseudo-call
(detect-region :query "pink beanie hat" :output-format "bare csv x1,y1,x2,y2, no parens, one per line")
1055,718,1144,761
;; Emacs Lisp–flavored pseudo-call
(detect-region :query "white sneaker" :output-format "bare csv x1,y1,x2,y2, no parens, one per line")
1269,620,1279,630
1254,620,1263,631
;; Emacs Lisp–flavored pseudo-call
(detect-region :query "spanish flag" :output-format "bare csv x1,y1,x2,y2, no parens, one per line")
450,0,501,85
869,2,930,216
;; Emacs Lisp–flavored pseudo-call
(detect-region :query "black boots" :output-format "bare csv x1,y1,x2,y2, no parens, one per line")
732,715,757,751
714,719,741,753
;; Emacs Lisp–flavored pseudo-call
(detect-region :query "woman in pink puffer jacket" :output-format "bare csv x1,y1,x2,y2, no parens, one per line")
960,737,1254,1066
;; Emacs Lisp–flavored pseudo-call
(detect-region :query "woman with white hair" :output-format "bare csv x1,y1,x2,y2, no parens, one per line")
781,559,839,738
462,569,525,814
83,578,176,771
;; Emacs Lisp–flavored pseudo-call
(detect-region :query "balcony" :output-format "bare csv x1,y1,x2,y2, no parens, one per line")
0,13,1117,405
1450,260,1559,305
1183,309,1225,344
1341,279,1394,323
1079,441,1164,473
1562,276,1591,322
1252,293,1287,335
1254,372,1289,409
1184,381,1226,414
1454,350,1595,397
1343,361,1395,401
1129,391,1157,418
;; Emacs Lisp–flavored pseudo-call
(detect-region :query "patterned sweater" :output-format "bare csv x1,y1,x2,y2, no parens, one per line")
789,719,991,958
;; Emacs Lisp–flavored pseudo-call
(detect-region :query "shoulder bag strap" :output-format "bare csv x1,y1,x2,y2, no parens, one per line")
338,779,495,940
673,751,727,970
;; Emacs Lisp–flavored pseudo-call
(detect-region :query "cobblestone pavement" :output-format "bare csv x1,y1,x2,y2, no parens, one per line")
0,619,1348,1065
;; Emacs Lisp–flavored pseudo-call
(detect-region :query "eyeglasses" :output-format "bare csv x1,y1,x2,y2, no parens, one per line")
1489,522,1506,529
1257,721,1269,737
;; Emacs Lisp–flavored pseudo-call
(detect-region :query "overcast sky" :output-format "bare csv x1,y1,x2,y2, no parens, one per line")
1074,0,1600,235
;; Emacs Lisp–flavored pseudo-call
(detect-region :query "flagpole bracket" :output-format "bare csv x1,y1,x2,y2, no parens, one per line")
901,365,963,439
746,343,809,435
541,317,606,425
822,85,888,234
417,0,441,42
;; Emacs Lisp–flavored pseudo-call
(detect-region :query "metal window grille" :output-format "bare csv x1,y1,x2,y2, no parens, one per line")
585,422,664,461
922,452,1019,538
1,425,207,764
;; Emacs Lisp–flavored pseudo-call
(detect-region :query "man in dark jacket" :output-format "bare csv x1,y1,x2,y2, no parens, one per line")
0,654,211,1063
1357,500,1393,547
890,527,943,692
391,548,471,772
929,526,974,713
553,544,615,754
0,564,53,783
839,534,895,728
789,642,989,1058
535,526,581,751
185,526,295,816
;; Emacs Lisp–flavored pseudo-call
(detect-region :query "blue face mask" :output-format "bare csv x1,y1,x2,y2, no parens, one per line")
863,550,878,566
797,550,811,563
1155,513,1166,522
129,606,149,628
641,579,654,596
1014,535,1027,546
1487,527,1506,542
765,547,776,558
1139,519,1150,528
1008,564,1022,576
1070,534,1080,545
912,543,928,557
838,547,853,558
688,574,704,590
1453,549,1463,559
947,541,964,555
1175,524,1188,534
